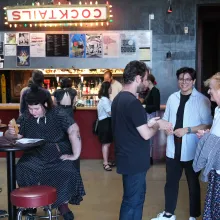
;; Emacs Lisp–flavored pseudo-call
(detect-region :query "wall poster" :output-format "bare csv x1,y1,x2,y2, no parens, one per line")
30,33,46,57
69,34,86,58
4,33,17,44
17,33,30,46
17,46,30,66
103,33,120,58
86,34,103,58
46,34,69,57
120,33,136,55
5,45,16,56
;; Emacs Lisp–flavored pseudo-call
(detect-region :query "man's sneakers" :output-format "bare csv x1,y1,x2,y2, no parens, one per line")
151,211,176,220
189,218,196,220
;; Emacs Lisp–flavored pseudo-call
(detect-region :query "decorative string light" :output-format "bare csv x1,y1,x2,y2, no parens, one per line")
90,1,92,4
79,1,82,4
95,1,98,4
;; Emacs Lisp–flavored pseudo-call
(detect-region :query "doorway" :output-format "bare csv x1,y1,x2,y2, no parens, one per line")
197,5,220,114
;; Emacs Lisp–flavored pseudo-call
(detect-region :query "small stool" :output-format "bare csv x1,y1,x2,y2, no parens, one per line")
11,185,57,220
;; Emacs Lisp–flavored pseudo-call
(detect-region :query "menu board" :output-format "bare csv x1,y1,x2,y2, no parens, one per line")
46,34,69,57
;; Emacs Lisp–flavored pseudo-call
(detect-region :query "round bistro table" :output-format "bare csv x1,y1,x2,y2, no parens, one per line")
0,139,45,220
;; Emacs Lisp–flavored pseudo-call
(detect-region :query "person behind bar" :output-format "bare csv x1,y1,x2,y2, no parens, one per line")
20,70,53,115
104,69,122,101
19,78,33,115
111,60,172,220
53,77,77,118
5,84,85,220
193,72,220,220
151,67,212,220
97,81,114,171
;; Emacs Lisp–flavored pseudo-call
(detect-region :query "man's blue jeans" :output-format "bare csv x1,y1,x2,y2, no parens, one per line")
119,172,147,220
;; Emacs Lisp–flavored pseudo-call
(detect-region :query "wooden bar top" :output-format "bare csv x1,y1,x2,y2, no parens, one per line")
0,104,166,111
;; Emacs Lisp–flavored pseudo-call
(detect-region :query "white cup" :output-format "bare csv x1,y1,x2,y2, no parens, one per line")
0,132,3,137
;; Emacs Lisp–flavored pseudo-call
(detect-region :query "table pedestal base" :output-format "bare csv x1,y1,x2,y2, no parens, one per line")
7,151,16,220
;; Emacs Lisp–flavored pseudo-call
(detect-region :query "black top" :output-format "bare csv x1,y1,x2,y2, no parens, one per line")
53,88,77,106
174,93,191,131
174,93,191,159
111,91,150,175
144,87,160,114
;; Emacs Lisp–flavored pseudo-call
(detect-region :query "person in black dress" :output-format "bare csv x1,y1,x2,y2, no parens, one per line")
5,84,85,220
143,74,160,164
53,78,77,118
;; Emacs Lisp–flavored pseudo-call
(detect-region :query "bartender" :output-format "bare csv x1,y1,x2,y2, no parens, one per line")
104,70,122,101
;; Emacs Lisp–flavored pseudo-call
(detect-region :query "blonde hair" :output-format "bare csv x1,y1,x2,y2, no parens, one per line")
204,72,220,89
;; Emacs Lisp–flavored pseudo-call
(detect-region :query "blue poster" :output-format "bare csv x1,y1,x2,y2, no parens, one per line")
17,46,30,66
69,34,86,58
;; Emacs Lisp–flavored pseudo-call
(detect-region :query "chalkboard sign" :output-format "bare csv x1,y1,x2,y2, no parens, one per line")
46,34,69,57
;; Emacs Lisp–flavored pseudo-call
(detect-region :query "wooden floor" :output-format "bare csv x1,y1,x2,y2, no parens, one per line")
0,159,207,220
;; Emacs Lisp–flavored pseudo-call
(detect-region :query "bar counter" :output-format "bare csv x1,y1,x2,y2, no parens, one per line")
0,104,167,160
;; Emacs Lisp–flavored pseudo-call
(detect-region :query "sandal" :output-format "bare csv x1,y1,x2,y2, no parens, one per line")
108,161,116,167
103,164,112,171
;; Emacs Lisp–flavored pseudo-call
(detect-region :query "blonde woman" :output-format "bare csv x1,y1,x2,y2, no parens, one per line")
193,72,220,220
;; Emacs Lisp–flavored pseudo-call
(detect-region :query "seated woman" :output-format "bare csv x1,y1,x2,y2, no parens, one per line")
5,84,85,220
53,77,77,118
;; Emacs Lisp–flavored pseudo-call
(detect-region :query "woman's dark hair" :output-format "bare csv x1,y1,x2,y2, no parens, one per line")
98,81,111,99
32,70,44,86
26,84,53,109
60,77,72,89
147,74,156,84
176,67,196,80
123,60,150,84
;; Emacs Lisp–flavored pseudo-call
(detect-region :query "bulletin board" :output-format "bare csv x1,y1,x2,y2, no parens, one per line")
0,30,152,69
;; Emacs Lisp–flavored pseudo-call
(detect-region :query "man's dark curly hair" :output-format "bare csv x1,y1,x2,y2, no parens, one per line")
123,61,150,84
176,67,196,80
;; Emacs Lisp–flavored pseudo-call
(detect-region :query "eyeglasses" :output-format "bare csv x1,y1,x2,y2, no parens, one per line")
178,78,193,83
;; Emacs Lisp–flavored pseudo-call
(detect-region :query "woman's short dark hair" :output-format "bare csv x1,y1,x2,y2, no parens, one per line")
32,70,44,86
60,78,72,89
176,67,196,80
123,61,150,84
98,81,111,99
147,74,156,84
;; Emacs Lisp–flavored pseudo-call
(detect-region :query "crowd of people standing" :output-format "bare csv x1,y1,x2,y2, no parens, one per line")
1,60,220,220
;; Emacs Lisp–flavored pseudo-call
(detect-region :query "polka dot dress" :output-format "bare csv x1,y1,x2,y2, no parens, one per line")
203,170,220,220
16,107,85,208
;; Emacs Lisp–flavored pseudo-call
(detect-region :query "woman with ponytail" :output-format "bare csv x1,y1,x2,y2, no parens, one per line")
143,74,160,164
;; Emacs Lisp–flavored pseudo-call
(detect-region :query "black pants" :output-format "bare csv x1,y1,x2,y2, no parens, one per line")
164,157,201,217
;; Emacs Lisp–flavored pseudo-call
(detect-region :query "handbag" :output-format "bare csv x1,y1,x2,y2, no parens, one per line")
92,119,99,135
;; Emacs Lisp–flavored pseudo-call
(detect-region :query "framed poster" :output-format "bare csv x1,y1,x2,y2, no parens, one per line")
17,46,30,67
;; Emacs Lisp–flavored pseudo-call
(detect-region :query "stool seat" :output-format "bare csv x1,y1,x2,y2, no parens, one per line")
11,185,57,208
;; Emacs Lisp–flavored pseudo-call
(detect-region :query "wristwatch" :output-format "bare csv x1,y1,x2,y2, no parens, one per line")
187,127,192,134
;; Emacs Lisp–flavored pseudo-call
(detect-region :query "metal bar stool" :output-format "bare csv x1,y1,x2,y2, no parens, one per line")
10,185,57,220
